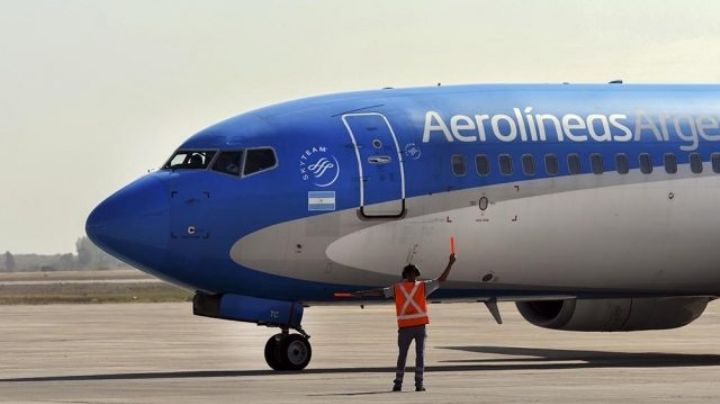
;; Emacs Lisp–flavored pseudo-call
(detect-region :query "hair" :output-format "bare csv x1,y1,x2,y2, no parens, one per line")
402,264,420,279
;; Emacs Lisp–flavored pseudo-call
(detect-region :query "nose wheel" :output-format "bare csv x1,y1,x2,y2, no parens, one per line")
264,333,312,371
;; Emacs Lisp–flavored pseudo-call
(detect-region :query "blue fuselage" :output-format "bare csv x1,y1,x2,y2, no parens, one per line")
86,84,720,302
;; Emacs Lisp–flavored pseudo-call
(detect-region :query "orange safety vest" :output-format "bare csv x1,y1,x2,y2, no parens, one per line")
394,281,429,328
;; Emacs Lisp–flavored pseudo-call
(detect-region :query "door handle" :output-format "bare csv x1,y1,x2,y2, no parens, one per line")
368,155,392,165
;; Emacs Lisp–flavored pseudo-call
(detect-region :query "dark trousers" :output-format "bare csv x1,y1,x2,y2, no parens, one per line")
393,325,426,387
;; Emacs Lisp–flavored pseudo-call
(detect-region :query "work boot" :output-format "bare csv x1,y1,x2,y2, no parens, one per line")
392,384,402,392
416,385,426,392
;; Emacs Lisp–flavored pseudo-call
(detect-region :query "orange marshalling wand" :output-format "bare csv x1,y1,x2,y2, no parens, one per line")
450,236,456,254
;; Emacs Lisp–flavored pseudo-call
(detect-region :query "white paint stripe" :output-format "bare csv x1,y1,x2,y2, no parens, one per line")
398,282,426,318
398,282,418,314
308,197,336,204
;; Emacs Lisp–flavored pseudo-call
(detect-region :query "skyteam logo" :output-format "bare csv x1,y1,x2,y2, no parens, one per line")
299,146,340,188
404,143,422,160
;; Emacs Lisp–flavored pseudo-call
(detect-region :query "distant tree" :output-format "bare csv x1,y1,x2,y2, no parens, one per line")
76,237,93,268
4,251,16,272
75,236,125,270
58,253,76,270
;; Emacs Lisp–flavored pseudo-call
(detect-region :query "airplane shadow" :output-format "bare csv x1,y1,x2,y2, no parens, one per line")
439,345,720,367
2,346,719,385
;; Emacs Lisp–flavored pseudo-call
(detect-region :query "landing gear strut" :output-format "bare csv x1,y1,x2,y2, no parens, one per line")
264,328,312,371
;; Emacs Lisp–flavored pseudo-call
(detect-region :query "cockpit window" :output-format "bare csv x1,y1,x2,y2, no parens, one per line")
244,148,277,176
163,150,216,170
212,151,244,176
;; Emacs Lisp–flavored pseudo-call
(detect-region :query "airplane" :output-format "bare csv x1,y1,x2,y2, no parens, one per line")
86,82,720,371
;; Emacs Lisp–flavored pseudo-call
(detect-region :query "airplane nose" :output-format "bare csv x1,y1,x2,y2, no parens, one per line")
86,176,169,270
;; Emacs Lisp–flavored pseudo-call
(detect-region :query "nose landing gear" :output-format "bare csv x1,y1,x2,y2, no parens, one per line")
192,292,312,371
264,329,312,371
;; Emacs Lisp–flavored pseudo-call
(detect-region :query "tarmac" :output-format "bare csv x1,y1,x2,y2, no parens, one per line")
1,301,720,403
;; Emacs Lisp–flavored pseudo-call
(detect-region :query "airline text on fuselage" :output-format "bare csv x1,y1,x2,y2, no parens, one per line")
422,109,720,151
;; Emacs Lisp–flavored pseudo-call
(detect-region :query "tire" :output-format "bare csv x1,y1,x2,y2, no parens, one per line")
264,334,286,371
279,334,312,371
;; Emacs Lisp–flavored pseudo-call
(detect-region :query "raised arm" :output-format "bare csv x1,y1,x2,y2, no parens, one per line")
437,253,456,282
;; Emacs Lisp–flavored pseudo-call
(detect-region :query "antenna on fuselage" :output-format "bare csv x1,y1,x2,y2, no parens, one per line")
406,243,419,264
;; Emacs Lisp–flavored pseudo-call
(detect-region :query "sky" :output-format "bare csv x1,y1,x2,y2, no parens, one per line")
2,0,720,254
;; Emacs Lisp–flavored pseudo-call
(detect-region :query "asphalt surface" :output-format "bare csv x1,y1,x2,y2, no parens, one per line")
1,301,720,403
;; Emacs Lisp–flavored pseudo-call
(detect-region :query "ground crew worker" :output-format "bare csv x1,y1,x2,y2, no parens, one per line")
354,253,456,392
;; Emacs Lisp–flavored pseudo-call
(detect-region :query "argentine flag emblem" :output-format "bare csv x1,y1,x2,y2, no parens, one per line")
308,191,336,211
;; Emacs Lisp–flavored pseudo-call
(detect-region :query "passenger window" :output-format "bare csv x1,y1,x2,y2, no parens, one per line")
544,154,558,176
590,154,604,174
664,153,677,174
712,153,720,174
615,153,629,174
567,154,582,175
452,155,466,176
475,154,490,176
212,151,243,176
639,153,653,174
690,153,703,174
521,154,535,176
163,150,216,170
499,154,513,175
244,148,277,176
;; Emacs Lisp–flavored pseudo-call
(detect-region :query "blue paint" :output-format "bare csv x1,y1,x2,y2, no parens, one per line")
87,84,720,304
218,294,304,328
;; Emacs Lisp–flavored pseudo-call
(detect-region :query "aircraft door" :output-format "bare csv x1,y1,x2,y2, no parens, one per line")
342,113,406,217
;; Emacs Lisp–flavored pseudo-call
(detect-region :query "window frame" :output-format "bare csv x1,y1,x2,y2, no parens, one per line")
211,150,245,177
521,154,536,176
615,153,629,174
242,146,279,178
567,153,582,175
162,149,218,171
639,153,653,174
451,154,467,177
664,153,677,174
712,153,720,174
689,153,703,174
590,153,604,175
544,154,559,176
498,154,513,176
475,154,490,176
